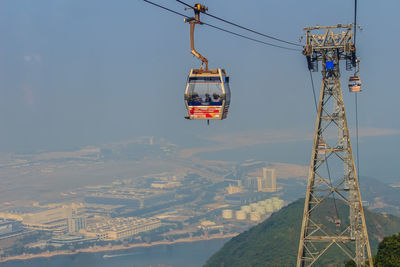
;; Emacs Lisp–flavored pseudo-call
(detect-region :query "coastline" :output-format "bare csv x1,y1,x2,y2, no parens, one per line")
0,233,237,263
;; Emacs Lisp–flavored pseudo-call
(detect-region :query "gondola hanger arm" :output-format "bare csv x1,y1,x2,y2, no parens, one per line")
184,4,208,71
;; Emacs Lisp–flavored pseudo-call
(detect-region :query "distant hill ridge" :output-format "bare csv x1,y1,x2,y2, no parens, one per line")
204,198,400,267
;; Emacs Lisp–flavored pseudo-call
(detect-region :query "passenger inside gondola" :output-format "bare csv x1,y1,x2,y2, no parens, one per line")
188,94,203,105
189,92,202,105
205,93,212,103
211,93,222,105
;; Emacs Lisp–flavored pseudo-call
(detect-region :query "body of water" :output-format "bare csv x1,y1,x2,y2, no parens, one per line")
0,239,228,267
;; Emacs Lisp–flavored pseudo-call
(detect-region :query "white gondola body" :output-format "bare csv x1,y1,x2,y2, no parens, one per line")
184,68,230,120
349,76,362,92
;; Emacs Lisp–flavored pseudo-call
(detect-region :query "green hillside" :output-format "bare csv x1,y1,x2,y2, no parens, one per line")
204,198,400,267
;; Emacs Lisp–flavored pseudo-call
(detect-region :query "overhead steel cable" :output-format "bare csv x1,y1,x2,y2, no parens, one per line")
309,70,317,112
143,0,189,20
325,154,341,229
308,62,341,225
354,0,361,180
176,0,302,47
143,0,301,52
355,94,360,178
354,0,357,47
309,70,341,226
198,21,301,51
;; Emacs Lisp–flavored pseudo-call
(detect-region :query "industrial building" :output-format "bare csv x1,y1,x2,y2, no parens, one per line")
0,219,22,237
82,217,161,240
0,205,81,234
68,217,87,233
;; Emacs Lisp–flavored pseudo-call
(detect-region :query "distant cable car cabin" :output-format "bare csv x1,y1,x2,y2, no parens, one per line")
183,4,231,124
318,142,327,155
184,69,230,120
348,76,362,92
349,58,362,92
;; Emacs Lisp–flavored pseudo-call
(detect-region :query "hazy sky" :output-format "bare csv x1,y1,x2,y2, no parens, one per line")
0,0,399,177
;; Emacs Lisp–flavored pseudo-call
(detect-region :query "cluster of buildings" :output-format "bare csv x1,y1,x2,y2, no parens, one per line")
226,167,277,195
0,203,162,244
0,161,291,251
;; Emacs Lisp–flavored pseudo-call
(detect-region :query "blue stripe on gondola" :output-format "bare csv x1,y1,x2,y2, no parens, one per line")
188,102,222,106
189,77,221,82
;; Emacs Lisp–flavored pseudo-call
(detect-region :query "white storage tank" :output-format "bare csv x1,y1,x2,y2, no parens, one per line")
264,199,273,205
250,203,258,211
241,205,251,213
249,212,261,222
222,209,233,219
272,198,284,211
236,210,247,220
278,199,284,209
255,205,266,215
265,203,274,213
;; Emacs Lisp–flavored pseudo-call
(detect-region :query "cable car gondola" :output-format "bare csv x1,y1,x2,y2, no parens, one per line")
185,68,230,120
318,141,327,155
348,76,361,92
349,58,362,92
183,4,231,123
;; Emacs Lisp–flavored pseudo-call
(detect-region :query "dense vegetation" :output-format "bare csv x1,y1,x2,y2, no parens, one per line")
374,233,400,267
204,198,400,267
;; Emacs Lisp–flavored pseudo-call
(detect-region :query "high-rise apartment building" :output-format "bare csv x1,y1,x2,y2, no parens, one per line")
257,168,276,192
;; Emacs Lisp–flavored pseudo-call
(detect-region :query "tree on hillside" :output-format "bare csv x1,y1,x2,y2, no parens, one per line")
374,232,400,267
345,260,356,267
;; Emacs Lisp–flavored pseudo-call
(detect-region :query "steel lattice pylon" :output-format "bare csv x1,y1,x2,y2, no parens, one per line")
297,25,373,267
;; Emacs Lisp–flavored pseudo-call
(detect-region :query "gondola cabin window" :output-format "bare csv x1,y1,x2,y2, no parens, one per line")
187,76,223,106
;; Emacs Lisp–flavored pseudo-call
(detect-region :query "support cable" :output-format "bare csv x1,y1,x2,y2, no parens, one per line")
197,20,301,51
354,0,357,46
309,70,318,113
353,0,361,180
143,0,301,52
176,0,302,47
355,93,360,178
325,155,340,225
310,72,340,224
